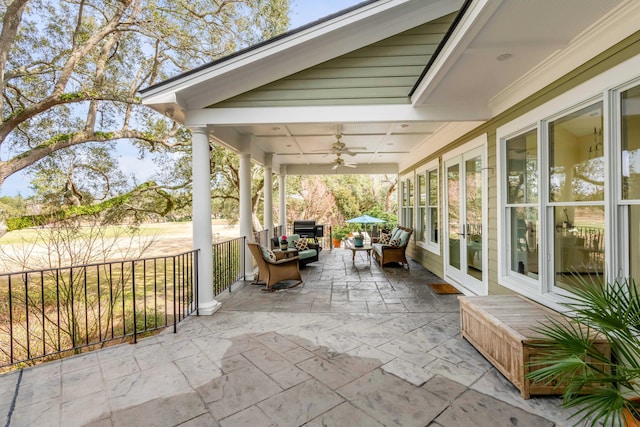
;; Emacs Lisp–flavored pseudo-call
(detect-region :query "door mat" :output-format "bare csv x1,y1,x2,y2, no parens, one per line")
428,283,461,294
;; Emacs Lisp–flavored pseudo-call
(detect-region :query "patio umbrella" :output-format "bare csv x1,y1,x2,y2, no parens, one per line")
346,214,386,236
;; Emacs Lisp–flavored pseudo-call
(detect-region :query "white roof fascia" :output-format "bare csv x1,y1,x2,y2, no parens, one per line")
410,0,503,107
140,0,462,112
184,104,490,128
489,0,640,115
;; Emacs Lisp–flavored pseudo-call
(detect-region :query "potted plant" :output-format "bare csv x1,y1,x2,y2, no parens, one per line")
279,235,288,251
332,226,348,248
352,230,364,247
526,274,640,427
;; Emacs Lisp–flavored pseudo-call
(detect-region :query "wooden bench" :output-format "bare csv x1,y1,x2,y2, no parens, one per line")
459,295,610,399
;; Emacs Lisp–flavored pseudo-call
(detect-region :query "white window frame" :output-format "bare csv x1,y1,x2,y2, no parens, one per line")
496,51,640,309
499,125,540,292
399,173,414,229
416,159,440,254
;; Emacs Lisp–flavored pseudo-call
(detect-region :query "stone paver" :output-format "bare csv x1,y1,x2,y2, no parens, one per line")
0,249,576,426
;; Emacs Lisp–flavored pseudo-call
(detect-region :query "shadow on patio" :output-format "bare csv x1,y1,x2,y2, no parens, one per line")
0,249,573,426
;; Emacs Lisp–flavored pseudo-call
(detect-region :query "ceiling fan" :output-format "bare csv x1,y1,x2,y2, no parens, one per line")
314,133,367,157
332,152,357,170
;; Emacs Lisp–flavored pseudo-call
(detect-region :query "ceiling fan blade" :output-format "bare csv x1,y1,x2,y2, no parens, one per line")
345,163,357,168
343,150,356,156
332,163,339,170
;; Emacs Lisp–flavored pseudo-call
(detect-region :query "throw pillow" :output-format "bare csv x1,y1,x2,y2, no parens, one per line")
295,239,309,251
379,232,390,245
288,234,300,248
260,246,276,261
389,238,401,247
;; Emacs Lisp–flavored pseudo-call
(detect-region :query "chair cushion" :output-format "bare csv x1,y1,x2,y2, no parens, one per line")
260,246,276,261
397,230,410,246
379,232,391,245
389,238,401,247
390,228,401,241
295,239,309,251
297,249,317,260
372,243,383,256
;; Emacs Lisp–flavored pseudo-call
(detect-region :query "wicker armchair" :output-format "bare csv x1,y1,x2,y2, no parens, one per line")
247,243,302,291
372,226,413,267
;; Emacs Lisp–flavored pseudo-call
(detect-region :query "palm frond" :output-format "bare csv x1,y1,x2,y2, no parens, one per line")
525,273,640,427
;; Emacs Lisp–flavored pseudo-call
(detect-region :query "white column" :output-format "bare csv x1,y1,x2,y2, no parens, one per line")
278,167,287,230
263,154,273,235
190,127,221,315
239,153,254,273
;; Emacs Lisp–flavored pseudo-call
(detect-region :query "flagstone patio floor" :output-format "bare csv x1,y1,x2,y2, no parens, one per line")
0,249,576,426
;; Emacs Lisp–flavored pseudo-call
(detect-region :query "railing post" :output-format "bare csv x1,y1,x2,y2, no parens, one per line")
194,250,199,316
173,257,177,333
242,236,247,281
8,275,13,364
132,261,137,344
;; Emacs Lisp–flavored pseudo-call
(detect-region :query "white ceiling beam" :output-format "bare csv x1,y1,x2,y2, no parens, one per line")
285,163,398,175
184,104,490,127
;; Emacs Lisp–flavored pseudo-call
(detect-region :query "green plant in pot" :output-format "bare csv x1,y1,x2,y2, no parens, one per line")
527,274,640,427
352,229,364,247
332,226,348,246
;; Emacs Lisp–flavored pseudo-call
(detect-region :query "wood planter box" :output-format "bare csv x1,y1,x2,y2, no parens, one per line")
459,295,610,399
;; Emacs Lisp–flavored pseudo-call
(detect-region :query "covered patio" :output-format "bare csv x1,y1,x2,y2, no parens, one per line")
0,250,571,426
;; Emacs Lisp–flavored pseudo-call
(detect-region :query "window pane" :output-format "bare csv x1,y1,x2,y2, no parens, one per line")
466,156,483,281
630,205,640,286
418,207,426,241
622,85,640,200
402,181,408,205
465,157,482,240
510,207,538,278
429,169,438,205
506,129,538,204
408,179,414,206
554,205,605,291
418,174,426,206
549,103,604,202
447,163,460,270
429,207,438,244
406,207,414,228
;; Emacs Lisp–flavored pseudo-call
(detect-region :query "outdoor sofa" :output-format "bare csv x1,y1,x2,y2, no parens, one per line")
271,234,321,267
372,226,413,267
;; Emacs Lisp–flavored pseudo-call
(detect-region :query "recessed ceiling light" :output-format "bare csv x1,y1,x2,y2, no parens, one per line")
496,53,512,61
400,124,409,128
272,127,281,131
286,144,292,147
387,142,394,146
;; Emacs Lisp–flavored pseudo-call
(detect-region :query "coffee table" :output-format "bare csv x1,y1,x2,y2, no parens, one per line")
344,240,372,266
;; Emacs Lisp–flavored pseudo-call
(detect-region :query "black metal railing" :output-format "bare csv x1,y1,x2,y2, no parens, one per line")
0,251,198,370
212,237,245,295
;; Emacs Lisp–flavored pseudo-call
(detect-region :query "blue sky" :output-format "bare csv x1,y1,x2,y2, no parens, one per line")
1,0,363,198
